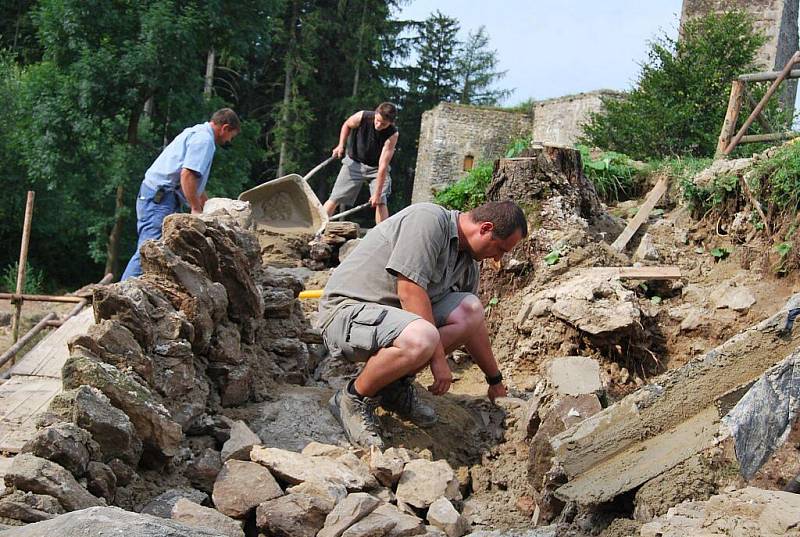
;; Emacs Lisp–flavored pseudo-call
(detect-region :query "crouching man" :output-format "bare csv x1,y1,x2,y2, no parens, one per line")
318,201,527,448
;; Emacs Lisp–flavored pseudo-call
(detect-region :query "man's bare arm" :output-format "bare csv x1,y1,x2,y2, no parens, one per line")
332,111,363,158
396,275,452,395
180,168,203,214
370,132,398,206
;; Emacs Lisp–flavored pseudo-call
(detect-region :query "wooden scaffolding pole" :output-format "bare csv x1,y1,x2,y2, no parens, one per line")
11,192,35,343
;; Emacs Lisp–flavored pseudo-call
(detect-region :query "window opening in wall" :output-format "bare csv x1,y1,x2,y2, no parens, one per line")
463,154,474,171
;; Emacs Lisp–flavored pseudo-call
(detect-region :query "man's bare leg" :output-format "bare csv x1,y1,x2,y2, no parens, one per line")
375,203,389,224
353,319,439,397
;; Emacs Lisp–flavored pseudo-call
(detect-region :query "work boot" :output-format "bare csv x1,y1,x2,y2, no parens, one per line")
329,387,384,449
379,377,438,427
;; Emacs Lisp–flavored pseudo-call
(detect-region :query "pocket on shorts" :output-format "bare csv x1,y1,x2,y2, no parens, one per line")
347,305,388,353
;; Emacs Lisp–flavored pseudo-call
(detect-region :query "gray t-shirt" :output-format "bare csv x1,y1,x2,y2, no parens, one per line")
317,203,479,326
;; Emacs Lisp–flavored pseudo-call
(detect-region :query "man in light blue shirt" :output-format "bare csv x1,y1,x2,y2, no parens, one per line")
121,108,240,280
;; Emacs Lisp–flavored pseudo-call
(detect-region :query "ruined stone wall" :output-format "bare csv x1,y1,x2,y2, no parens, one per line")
411,104,533,204
531,91,621,148
680,0,799,109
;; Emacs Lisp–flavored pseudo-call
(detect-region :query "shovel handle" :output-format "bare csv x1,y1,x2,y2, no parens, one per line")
329,201,372,220
303,156,336,182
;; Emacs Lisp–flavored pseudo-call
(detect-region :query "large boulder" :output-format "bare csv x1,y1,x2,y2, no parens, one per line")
61,353,182,459
4,454,103,512
0,506,229,536
48,386,143,466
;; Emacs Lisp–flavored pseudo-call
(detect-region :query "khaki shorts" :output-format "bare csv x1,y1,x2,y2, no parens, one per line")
322,292,473,363
328,156,391,206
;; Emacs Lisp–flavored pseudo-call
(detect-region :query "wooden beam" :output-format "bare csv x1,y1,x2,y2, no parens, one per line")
738,69,800,82
11,192,35,343
724,50,800,156
0,312,57,370
610,177,669,252
739,132,798,144
716,80,744,156
0,294,84,304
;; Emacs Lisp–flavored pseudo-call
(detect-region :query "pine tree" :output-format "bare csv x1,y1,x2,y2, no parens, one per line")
455,26,512,106
412,11,461,107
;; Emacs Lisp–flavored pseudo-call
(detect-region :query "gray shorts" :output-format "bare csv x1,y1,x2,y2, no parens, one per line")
322,292,473,363
328,156,391,206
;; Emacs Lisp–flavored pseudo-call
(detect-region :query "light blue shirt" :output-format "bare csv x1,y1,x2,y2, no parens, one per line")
142,122,216,205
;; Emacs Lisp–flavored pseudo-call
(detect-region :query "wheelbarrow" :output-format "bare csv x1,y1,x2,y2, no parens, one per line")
238,157,372,235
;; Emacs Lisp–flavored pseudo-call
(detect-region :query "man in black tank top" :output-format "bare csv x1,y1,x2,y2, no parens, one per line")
324,102,399,224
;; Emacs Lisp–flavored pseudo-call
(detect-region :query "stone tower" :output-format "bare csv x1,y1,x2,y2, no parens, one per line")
680,0,799,110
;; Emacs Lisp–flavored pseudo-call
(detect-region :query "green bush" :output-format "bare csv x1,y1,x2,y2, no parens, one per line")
751,139,800,209
576,144,638,202
581,11,763,160
434,135,531,210
0,262,46,294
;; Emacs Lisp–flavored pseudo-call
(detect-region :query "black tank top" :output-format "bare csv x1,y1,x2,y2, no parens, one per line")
347,111,398,166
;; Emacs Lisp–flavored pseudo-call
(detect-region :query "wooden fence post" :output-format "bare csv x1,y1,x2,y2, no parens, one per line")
716,80,744,157
11,191,35,343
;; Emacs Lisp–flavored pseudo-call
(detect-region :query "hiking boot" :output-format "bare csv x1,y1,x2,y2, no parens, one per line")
379,377,437,427
329,388,385,449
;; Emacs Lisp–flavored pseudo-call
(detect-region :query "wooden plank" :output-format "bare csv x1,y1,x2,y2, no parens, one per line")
739,131,798,144
0,376,62,453
0,293,84,303
738,68,800,82
716,80,744,156
610,177,669,252
10,307,94,379
591,266,682,280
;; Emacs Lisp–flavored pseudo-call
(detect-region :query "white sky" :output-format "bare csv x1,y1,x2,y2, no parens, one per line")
395,0,685,105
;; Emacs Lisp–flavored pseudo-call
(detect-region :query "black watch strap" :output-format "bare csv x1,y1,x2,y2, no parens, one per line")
486,371,503,386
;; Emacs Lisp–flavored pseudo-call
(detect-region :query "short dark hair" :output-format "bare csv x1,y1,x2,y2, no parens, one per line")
375,102,397,122
468,201,528,239
210,108,241,131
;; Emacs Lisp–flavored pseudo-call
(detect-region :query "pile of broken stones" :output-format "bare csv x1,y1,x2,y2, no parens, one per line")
0,209,482,536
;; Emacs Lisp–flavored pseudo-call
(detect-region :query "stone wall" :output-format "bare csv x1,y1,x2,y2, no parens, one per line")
531,90,621,147
411,104,532,204
680,0,799,109
412,92,617,203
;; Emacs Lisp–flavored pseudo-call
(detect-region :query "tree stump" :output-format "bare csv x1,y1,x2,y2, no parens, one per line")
486,146,610,232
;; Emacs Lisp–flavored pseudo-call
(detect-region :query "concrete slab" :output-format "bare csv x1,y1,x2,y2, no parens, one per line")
546,356,601,396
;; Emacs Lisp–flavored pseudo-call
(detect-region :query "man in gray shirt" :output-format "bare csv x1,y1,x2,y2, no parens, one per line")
319,201,527,449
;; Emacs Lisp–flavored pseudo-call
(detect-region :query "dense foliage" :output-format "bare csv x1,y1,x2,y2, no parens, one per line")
581,12,764,160
0,1,510,289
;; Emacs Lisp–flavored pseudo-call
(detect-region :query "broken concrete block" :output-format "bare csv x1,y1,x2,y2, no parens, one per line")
212,460,283,518
5,454,103,512
426,497,468,537
220,421,260,462
255,493,329,537
545,356,601,396
171,498,244,537
317,492,381,537
395,459,461,510
634,233,660,261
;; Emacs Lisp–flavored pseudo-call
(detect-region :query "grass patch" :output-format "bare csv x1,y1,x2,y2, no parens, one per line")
576,144,639,202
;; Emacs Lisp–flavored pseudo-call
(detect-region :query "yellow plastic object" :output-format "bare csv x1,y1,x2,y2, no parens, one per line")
298,289,323,299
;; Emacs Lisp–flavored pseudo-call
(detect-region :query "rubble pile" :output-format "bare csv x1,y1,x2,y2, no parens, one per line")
304,221,361,270
0,212,315,523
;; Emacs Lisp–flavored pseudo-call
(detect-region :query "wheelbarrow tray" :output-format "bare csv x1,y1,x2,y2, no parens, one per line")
238,173,328,236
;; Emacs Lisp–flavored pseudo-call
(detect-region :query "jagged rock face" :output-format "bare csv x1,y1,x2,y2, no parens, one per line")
20,422,94,478
0,506,228,536
0,490,65,523
5,454,104,512
48,386,142,467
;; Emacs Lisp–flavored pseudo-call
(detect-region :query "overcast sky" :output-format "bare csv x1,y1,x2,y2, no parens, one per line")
395,0,685,105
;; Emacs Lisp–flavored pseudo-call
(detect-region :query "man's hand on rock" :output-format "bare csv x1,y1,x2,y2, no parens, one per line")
428,354,453,396
488,382,507,403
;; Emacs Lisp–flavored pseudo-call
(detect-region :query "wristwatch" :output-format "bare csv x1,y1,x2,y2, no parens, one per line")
485,371,503,386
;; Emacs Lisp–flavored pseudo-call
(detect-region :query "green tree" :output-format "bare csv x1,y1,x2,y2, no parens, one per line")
455,26,511,105
581,11,764,160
